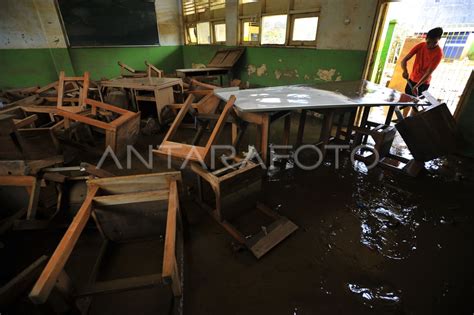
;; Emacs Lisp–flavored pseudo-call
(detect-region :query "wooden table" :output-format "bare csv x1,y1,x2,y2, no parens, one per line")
100,77,183,123
216,80,424,163
175,67,231,86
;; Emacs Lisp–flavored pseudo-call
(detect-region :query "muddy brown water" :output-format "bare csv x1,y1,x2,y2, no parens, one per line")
1,113,474,314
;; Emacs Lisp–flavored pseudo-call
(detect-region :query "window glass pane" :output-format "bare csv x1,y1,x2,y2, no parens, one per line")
292,17,318,41
197,22,211,44
243,21,260,42
261,15,287,45
188,27,197,43
214,23,226,42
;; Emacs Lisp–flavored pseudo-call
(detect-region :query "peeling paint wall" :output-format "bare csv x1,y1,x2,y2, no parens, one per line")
183,45,366,87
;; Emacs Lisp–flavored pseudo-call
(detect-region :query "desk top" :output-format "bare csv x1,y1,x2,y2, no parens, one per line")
175,67,229,73
215,80,422,113
100,77,182,90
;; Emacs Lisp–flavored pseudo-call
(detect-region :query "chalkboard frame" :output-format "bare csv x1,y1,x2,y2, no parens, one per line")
56,0,160,47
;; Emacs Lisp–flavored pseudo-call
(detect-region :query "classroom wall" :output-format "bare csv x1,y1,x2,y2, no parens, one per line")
0,0,377,89
183,0,377,87
0,0,184,88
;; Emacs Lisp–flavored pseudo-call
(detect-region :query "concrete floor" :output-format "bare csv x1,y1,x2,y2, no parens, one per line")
1,113,474,314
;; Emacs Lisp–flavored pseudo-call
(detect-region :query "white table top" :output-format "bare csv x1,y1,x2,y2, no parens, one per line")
215,80,421,113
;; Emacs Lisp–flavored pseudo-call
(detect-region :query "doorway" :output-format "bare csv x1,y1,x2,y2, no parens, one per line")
368,0,474,113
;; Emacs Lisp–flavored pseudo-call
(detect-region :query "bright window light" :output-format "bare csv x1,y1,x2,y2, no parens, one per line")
261,15,287,45
292,17,318,41
242,21,259,42
214,23,226,42
197,22,211,44
188,27,197,43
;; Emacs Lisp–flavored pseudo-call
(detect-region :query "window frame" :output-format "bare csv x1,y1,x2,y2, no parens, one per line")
185,24,198,45
239,18,261,46
237,0,320,48
288,13,319,47
212,21,227,44
196,21,212,45
259,14,289,46
182,0,226,46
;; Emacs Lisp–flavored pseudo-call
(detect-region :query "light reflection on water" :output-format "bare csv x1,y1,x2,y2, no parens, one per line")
348,283,401,309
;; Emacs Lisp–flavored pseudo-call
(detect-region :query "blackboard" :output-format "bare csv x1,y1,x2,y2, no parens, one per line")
58,0,160,47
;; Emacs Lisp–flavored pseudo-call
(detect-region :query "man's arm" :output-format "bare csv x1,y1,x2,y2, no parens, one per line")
401,52,415,79
412,68,435,91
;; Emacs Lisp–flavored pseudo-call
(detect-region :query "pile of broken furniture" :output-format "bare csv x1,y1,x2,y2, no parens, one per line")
0,68,184,313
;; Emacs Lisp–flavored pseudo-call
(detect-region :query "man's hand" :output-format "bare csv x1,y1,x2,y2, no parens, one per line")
402,71,409,80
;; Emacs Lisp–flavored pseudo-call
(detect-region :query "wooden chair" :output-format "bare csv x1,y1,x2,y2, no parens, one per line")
118,61,163,79
0,108,63,161
53,72,141,156
192,159,298,259
57,71,89,113
28,172,183,312
154,94,236,164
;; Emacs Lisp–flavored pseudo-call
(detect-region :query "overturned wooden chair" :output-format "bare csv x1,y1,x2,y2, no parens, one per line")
28,172,183,313
118,61,164,79
191,158,298,259
154,94,236,165
54,71,140,156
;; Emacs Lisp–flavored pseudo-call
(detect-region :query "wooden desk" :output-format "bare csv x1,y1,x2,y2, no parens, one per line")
100,77,183,123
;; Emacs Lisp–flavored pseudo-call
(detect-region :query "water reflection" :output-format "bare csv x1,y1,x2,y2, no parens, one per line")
348,283,401,308
353,174,419,260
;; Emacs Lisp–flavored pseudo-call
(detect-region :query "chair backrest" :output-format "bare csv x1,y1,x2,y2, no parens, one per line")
57,71,89,112
155,94,236,165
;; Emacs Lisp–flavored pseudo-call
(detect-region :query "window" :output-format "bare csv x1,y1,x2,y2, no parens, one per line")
187,26,197,44
214,23,226,43
197,22,211,44
238,0,319,47
182,0,226,45
261,15,288,45
242,20,260,44
290,15,318,45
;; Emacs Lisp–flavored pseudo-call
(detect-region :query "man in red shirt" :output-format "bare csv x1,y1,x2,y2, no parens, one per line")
401,27,444,96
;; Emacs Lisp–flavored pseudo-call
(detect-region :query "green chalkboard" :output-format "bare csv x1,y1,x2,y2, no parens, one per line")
58,0,160,47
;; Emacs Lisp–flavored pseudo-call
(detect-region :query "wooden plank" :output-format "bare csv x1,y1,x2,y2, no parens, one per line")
35,81,58,94
155,140,208,162
162,180,181,296
162,95,194,142
0,160,28,176
57,109,115,131
27,155,64,174
85,98,129,115
77,273,163,297
247,217,298,259
0,255,49,305
57,71,65,108
88,171,181,194
14,114,38,128
29,185,99,304
26,177,41,220
0,175,36,186
93,190,169,206
80,162,114,178
21,105,58,114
